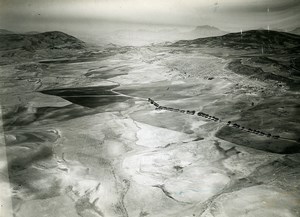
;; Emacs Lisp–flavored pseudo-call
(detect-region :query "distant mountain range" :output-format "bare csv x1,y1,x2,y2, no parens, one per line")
104,25,227,46
0,25,227,48
0,31,85,51
1,27,298,51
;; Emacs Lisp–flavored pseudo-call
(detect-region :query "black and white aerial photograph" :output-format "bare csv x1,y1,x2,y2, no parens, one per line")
0,0,299,217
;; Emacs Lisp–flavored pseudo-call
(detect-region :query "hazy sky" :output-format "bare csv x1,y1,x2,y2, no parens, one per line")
0,0,299,32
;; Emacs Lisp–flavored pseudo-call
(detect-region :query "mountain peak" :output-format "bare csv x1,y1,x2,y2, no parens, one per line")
194,25,220,30
189,25,227,38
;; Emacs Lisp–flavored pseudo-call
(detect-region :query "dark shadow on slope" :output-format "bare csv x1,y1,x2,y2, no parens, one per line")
216,94,300,154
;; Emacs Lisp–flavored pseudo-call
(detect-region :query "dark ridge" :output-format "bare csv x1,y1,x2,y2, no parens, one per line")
172,30,300,52
0,31,85,51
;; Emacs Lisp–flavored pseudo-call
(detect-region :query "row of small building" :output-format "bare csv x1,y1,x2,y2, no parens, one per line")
148,98,280,139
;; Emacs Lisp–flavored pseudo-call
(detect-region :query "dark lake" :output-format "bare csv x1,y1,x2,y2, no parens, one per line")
41,85,130,108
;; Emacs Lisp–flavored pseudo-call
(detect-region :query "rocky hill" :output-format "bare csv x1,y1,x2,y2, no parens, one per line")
173,30,300,53
0,31,85,51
